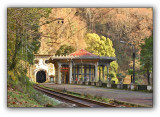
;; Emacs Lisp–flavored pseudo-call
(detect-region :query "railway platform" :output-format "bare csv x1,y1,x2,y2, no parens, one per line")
42,83,153,106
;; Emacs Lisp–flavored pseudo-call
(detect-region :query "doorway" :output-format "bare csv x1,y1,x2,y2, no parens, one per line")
61,65,69,84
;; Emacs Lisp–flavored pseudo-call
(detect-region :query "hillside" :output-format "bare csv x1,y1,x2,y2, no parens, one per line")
37,8,153,72
38,8,87,54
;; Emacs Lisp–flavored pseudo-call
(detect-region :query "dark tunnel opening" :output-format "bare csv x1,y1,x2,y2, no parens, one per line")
36,70,46,83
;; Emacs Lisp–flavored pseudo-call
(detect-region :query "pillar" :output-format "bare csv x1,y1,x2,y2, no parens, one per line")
69,62,72,84
89,65,91,81
106,63,110,83
77,65,79,81
93,66,95,82
99,65,101,81
84,65,87,81
102,65,105,82
58,63,62,84
94,62,98,82
62,66,65,83
81,64,83,81
73,64,76,81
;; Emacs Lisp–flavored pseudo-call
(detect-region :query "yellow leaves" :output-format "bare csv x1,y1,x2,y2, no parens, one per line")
85,33,119,84
8,71,17,81
85,33,116,57
106,38,113,47
111,77,119,84
96,43,99,48
101,36,106,41
110,61,118,72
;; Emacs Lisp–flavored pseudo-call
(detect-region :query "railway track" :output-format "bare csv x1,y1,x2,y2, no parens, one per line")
34,84,117,107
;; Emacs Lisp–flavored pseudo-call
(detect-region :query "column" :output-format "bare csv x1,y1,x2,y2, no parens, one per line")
62,66,65,83
84,65,87,81
77,65,79,81
56,68,57,83
69,62,72,84
58,63,62,84
93,66,95,82
81,64,83,81
94,62,98,82
89,65,91,81
74,65,76,82
106,63,110,83
102,65,105,82
99,65,101,81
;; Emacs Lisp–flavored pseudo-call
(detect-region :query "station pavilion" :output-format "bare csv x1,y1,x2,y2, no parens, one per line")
46,49,116,84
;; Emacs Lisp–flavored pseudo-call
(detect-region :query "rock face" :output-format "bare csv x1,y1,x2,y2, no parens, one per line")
38,8,87,55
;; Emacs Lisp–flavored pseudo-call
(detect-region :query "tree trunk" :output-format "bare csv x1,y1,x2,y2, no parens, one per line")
9,22,22,70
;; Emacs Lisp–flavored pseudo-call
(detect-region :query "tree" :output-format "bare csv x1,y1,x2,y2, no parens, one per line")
84,33,116,56
7,8,52,87
110,61,119,83
116,73,125,83
140,36,153,85
38,8,87,54
55,44,76,56
84,33,118,83
7,8,51,70
78,8,152,72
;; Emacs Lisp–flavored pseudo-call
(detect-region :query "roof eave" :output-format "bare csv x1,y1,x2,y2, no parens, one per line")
50,55,116,61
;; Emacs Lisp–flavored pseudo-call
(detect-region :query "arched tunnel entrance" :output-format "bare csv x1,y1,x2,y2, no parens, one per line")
36,70,46,83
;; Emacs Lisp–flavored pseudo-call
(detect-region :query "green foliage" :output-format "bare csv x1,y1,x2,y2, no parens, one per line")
7,8,52,88
117,73,125,79
7,8,57,107
8,70,59,107
7,8,52,71
8,70,17,81
7,89,43,107
109,73,114,78
128,69,133,75
84,33,118,83
116,73,125,83
140,36,153,71
140,36,153,85
7,83,59,107
55,44,76,56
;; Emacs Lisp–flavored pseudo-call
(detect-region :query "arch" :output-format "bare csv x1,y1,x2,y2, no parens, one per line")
49,75,54,78
36,70,46,83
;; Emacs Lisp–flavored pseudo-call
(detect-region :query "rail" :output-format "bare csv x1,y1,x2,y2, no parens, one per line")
34,84,117,107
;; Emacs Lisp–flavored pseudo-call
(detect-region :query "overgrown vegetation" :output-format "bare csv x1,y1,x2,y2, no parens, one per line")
7,8,60,107
7,78,59,107
55,44,76,56
140,36,153,85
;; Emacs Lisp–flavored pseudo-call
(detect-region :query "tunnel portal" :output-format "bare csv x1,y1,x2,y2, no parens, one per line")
36,70,46,83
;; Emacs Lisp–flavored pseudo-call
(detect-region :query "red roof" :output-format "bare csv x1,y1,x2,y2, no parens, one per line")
69,49,97,56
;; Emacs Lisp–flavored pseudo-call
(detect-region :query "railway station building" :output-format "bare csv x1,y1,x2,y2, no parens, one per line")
31,49,116,84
